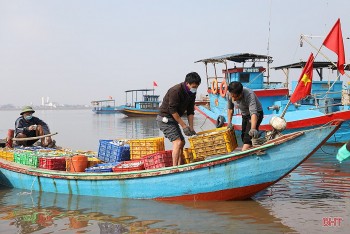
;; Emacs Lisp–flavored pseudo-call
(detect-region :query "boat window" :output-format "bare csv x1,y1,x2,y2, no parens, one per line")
239,73,250,83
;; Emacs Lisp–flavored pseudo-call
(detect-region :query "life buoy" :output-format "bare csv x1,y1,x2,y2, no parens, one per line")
211,79,218,94
220,80,228,97
216,115,225,128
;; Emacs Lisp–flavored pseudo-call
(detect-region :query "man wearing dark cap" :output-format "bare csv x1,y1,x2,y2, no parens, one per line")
14,106,56,147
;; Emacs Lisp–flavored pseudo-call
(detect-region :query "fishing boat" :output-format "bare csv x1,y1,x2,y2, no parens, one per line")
120,89,160,117
91,99,124,114
0,121,342,200
194,53,350,143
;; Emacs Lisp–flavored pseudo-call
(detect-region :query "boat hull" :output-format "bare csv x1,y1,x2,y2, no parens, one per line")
120,107,158,117
0,123,341,200
196,105,350,143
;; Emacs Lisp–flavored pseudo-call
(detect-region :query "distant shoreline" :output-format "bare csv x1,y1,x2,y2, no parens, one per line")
0,106,91,111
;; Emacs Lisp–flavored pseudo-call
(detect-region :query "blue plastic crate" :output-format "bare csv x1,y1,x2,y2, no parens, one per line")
85,162,121,173
98,140,130,163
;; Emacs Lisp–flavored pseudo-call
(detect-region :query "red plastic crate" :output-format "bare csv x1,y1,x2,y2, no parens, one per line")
142,150,173,170
112,160,145,172
39,157,66,171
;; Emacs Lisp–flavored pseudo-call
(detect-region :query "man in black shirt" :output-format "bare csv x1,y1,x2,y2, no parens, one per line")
15,106,55,147
157,72,201,166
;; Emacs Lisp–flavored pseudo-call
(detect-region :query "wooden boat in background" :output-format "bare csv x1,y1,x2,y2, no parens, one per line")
120,89,160,117
91,99,124,114
0,121,342,200
195,53,350,143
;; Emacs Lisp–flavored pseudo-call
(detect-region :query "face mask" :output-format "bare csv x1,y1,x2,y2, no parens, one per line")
190,88,197,93
25,115,33,120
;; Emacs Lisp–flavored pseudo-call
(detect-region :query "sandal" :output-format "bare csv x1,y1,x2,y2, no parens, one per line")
47,140,56,148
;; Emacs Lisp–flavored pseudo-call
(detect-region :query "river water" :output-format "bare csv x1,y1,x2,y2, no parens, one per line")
0,109,349,233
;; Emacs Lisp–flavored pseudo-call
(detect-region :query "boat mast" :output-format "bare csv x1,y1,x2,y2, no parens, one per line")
205,62,209,87
266,0,272,84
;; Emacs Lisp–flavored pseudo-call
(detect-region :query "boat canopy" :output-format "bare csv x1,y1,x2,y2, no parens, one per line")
91,99,115,103
195,53,272,64
124,89,154,93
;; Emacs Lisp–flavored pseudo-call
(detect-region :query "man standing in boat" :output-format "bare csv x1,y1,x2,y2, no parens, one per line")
227,81,263,151
14,106,56,147
157,72,201,166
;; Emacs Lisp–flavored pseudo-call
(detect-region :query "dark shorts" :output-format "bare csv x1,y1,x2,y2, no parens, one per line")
157,117,184,142
241,111,264,145
15,130,38,146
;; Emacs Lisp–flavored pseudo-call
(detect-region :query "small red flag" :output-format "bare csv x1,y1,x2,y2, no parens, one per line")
323,18,346,75
290,53,314,103
153,81,158,87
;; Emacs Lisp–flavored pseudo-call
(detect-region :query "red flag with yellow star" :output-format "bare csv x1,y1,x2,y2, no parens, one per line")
290,53,314,103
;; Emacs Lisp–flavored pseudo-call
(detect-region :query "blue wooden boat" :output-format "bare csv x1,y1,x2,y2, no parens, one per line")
0,121,341,200
91,99,124,114
195,53,350,143
120,89,160,117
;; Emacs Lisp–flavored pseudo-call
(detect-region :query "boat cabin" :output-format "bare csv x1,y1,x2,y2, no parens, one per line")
125,89,161,110
195,53,289,115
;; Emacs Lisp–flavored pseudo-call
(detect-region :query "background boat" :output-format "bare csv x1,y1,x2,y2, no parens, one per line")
195,53,350,143
120,89,160,117
91,99,124,114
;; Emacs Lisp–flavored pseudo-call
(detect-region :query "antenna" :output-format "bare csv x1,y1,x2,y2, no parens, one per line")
266,0,272,84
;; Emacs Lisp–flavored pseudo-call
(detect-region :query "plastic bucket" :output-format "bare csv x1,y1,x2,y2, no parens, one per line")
69,155,88,172
6,129,14,148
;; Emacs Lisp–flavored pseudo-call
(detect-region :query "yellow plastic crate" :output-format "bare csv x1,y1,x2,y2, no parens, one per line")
188,127,238,159
128,137,165,160
87,157,101,167
182,148,193,164
0,149,14,162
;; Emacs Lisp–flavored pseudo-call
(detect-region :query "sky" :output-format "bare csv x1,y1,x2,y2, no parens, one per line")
0,0,349,106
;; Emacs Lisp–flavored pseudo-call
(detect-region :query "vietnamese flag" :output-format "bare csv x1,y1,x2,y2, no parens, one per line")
290,53,314,103
323,18,346,75
153,81,158,87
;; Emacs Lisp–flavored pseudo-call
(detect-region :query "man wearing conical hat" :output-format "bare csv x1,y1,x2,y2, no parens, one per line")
14,106,56,147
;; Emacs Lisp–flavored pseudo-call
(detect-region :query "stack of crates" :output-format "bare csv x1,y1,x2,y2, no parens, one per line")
112,160,145,172
0,148,14,162
128,137,165,160
142,150,172,170
188,127,238,159
39,157,66,171
14,150,40,167
98,140,130,163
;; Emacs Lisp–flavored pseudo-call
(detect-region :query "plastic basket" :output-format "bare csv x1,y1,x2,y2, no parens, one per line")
98,140,130,163
112,160,145,172
85,162,121,173
0,149,14,162
128,137,165,160
142,150,172,170
188,127,238,159
87,157,102,167
39,157,66,171
182,148,194,164
14,151,39,167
